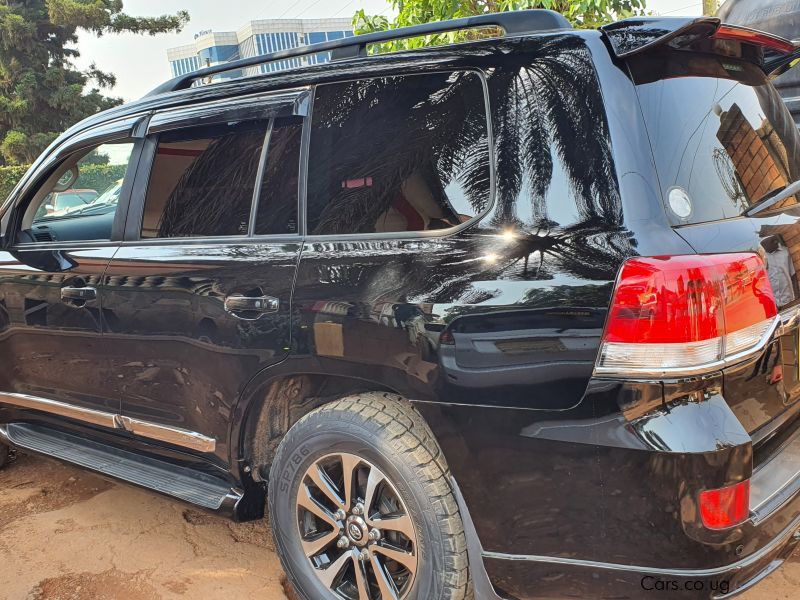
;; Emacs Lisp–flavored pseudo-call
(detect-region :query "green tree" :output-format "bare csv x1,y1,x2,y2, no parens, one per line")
354,0,647,44
0,1,189,165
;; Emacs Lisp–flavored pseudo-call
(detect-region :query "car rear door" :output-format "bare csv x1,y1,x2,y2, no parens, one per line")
629,47,800,444
0,117,144,418
100,92,305,459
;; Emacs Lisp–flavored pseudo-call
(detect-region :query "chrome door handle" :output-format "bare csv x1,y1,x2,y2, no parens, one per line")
60,286,97,306
224,294,279,319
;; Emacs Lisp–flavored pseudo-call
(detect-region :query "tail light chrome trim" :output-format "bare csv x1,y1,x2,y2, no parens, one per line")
594,315,780,378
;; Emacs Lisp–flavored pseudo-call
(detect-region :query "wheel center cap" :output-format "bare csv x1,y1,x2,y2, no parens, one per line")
345,515,369,546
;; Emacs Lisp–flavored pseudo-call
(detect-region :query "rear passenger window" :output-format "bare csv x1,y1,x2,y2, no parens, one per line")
306,71,490,235
141,120,267,238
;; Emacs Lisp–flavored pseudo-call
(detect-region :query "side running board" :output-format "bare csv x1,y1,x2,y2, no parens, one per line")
0,422,241,512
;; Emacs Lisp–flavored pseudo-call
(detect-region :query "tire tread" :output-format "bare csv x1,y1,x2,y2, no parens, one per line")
271,392,470,600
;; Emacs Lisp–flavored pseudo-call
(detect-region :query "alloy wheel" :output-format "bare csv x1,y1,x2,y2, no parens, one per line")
296,452,418,599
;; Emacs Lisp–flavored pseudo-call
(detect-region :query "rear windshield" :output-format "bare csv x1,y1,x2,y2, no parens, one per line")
631,51,800,225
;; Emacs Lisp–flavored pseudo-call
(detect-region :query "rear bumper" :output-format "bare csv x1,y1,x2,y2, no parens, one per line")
468,416,800,599
429,376,800,600
480,512,800,599
470,418,800,600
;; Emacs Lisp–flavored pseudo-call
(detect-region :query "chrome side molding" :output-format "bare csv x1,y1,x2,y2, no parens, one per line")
0,392,116,428
0,391,216,453
114,415,216,453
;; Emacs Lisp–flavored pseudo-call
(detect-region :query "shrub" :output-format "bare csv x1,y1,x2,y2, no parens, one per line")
77,163,128,195
0,165,30,202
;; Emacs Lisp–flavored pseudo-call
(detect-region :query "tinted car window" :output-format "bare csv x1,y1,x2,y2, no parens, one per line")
307,71,490,235
25,141,134,243
141,120,267,238
632,52,800,225
255,116,302,235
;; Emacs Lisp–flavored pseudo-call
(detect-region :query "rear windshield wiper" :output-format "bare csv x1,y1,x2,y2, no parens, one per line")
743,180,800,217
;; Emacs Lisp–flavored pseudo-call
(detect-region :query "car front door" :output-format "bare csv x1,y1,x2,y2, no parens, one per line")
100,93,305,459
0,118,144,419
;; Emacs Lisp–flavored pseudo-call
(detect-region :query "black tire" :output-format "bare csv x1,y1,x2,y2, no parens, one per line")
268,392,470,600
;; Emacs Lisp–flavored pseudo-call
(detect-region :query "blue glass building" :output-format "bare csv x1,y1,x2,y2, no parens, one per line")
167,19,354,83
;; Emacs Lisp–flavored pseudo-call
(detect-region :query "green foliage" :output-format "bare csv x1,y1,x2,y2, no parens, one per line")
0,164,28,200
354,0,647,48
74,161,126,193
47,0,189,36
0,161,125,201
0,1,189,166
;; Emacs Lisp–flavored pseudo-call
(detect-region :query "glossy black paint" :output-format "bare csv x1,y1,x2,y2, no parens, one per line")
100,240,301,464
600,16,719,58
0,246,119,413
0,21,799,600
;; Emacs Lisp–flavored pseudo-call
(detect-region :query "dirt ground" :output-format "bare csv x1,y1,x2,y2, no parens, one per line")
0,453,798,600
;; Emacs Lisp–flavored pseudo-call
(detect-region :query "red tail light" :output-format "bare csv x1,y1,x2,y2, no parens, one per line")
439,329,455,345
714,25,796,54
596,254,777,377
699,481,750,530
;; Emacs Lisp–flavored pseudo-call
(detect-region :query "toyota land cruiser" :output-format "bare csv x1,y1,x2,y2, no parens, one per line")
2,10,800,600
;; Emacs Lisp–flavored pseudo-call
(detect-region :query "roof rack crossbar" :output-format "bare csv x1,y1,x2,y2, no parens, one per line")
147,10,571,97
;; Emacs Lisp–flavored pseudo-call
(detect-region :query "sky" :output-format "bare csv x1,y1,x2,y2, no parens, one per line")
73,0,705,101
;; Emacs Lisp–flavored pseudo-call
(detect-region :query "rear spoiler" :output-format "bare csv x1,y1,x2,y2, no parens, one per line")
600,17,800,77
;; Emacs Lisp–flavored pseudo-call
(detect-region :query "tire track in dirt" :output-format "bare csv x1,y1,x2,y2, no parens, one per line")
0,454,288,600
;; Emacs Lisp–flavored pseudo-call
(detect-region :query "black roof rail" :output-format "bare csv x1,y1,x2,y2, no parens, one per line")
146,10,571,97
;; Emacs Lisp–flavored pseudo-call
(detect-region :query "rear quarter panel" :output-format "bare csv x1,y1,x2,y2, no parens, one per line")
286,32,696,562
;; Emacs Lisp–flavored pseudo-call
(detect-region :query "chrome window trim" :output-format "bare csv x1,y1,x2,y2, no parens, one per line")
115,234,303,247
12,240,121,250
0,391,216,453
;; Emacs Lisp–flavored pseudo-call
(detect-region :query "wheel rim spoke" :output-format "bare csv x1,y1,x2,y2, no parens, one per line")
297,485,338,528
317,549,351,589
368,513,414,539
340,453,359,511
301,529,339,558
353,554,371,600
372,542,417,573
296,452,418,599
307,463,346,510
370,551,400,600
363,466,385,515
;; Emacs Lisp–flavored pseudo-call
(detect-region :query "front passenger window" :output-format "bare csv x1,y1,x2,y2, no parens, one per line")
22,141,135,243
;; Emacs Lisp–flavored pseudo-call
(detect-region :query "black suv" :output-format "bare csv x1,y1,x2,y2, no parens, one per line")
2,10,800,600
